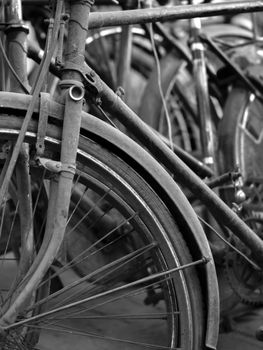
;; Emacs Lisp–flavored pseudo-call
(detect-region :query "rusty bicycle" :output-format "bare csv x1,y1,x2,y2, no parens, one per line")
0,1,263,349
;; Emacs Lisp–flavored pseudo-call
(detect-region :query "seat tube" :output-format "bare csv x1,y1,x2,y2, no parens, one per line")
62,0,94,82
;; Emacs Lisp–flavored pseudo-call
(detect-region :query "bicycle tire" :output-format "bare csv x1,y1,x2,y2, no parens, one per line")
0,112,205,349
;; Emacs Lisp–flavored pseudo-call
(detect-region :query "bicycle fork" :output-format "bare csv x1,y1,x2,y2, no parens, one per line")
0,0,93,331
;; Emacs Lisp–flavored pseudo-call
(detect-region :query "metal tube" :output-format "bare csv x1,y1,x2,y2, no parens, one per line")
88,1,263,29
62,0,94,81
116,25,133,101
190,17,216,169
14,145,34,282
5,0,29,92
6,28,29,91
6,0,22,22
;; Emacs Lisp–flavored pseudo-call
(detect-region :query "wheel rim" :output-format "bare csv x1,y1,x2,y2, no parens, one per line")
0,125,198,349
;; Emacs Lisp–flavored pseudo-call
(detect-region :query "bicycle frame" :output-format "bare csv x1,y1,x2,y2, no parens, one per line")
88,1,263,28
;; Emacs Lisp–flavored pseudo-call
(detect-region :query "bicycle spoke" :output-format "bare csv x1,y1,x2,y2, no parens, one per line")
51,246,152,309
27,242,157,312
66,187,113,235
0,196,7,240
41,279,171,325
0,201,19,304
38,311,176,320
33,212,138,296
28,324,182,349
65,213,138,268
4,258,205,330
32,169,47,219
66,186,88,225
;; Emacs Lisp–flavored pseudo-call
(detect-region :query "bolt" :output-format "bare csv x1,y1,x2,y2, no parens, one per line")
61,14,70,21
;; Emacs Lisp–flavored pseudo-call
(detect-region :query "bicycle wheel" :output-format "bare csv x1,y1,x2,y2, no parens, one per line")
139,24,252,156
218,84,263,211
139,51,200,153
0,113,204,349
218,84,263,306
86,26,154,112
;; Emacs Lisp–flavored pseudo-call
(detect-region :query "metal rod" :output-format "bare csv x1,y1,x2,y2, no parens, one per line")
88,1,263,29
92,73,263,266
151,127,214,178
116,25,133,101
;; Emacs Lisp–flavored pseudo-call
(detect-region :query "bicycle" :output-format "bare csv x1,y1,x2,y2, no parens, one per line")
0,1,263,349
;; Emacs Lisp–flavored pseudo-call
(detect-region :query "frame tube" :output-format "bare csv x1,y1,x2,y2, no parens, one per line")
88,1,263,29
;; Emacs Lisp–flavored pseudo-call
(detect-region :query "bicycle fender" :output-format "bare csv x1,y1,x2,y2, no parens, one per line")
80,110,220,350
0,91,219,349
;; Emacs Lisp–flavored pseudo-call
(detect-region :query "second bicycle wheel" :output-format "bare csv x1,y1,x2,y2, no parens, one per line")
0,113,205,349
218,83,263,306
218,84,263,212
138,23,252,157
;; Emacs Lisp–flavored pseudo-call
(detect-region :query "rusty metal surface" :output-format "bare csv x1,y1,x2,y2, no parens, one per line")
88,1,263,29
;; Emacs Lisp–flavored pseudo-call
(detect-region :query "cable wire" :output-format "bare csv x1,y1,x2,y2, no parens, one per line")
147,1,174,151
